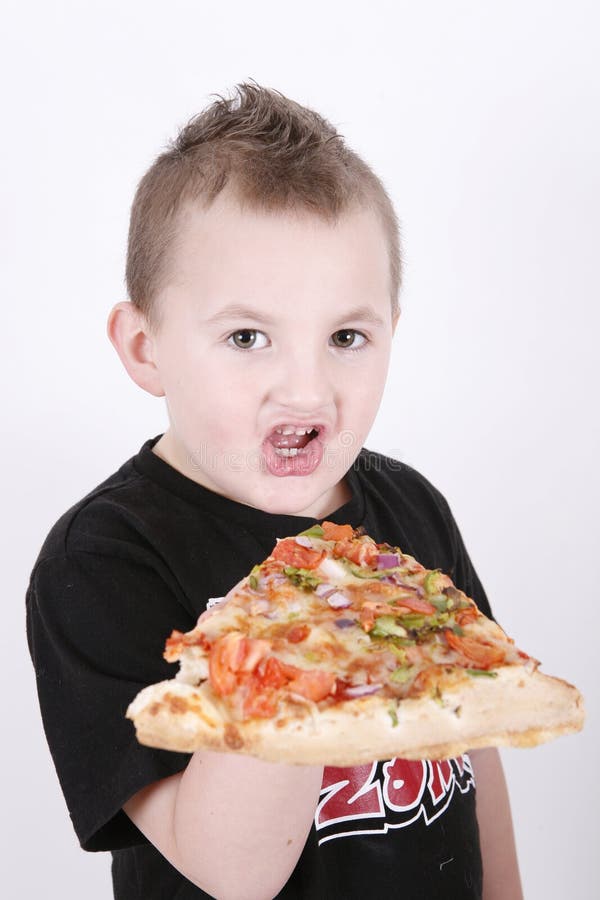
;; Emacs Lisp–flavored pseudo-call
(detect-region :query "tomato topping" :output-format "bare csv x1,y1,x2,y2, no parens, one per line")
256,656,289,689
286,668,336,702
209,633,240,695
359,608,376,633
455,606,479,626
408,664,447,697
445,630,505,669
394,595,437,615
321,521,354,542
271,537,325,569
209,633,271,696
250,654,336,711
333,538,379,567
287,623,310,643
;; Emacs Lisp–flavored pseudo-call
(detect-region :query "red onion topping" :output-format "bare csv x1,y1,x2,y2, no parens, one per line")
326,591,352,609
334,618,356,628
400,581,425,597
315,582,336,597
342,683,382,698
376,553,400,569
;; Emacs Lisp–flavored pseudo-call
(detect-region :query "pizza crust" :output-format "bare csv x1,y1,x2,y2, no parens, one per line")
126,666,585,765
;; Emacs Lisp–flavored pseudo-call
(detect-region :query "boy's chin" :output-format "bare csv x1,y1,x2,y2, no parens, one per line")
251,476,351,520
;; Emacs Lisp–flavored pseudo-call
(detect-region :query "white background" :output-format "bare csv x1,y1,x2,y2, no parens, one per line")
2,0,598,897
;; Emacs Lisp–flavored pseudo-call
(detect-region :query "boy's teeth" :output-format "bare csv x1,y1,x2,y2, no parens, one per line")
275,425,315,435
274,447,299,456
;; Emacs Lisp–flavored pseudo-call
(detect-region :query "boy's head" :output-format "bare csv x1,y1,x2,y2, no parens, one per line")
125,81,402,337
108,83,403,519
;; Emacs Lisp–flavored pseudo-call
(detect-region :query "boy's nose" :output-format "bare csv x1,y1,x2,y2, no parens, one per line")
268,348,334,413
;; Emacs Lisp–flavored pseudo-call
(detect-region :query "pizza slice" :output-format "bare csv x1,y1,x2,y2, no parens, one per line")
126,521,584,764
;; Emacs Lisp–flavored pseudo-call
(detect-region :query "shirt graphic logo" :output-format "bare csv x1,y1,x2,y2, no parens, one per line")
315,754,475,844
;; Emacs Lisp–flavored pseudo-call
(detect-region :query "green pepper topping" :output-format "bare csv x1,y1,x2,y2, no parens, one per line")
429,595,449,612
390,666,415,684
370,615,408,639
388,643,408,663
432,685,444,706
423,569,444,596
283,565,322,591
388,704,399,727
466,668,498,678
343,560,393,579
399,613,426,630
298,524,325,538
248,574,258,590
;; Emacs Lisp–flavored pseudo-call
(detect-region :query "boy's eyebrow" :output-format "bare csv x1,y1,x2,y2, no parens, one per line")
203,303,386,328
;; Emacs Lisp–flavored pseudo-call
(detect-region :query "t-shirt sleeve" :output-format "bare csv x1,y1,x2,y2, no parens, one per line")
438,498,494,621
26,550,196,852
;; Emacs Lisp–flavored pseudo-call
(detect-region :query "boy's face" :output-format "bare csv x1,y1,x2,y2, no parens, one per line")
146,193,398,519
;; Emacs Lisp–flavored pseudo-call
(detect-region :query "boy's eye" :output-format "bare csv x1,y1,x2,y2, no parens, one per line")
330,329,367,350
226,328,368,352
227,329,269,350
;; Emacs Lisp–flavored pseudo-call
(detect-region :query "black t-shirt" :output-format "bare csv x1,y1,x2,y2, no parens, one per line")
26,435,492,899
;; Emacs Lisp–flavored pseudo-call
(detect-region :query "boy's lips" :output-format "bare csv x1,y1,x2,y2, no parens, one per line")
262,435,324,477
261,423,328,477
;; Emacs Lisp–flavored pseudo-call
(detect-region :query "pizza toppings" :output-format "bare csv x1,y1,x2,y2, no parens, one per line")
271,537,325,569
163,521,534,722
128,520,585,764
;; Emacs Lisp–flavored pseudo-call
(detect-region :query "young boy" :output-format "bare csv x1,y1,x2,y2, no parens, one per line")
26,83,522,899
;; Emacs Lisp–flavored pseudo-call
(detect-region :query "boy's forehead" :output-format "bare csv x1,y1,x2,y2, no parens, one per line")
175,190,385,246
166,193,391,303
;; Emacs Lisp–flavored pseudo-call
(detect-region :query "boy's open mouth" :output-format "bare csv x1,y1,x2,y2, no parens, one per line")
266,424,321,458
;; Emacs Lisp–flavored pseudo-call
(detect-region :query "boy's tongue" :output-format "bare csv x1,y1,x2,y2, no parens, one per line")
267,430,314,450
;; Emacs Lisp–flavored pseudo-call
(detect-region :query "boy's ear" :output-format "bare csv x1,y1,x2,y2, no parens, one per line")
106,301,165,397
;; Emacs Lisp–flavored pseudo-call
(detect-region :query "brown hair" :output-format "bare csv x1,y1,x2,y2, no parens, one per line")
126,82,402,334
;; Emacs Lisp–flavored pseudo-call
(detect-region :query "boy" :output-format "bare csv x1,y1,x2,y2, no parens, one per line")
26,83,522,899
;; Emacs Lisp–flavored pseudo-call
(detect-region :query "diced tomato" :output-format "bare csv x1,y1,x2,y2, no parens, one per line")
246,655,335,710
361,599,399,615
238,638,272,672
321,521,354,542
394,595,437,615
256,656,289,689
455,606,479,626
209,632,271,696
243,678,278,718
244,691,277,718
209,633,241,695
445,630,505,669
409,664,446,697
286,668,336,702
333,538,379,567
287,623,310,643
359,608,376,633
271,537,325,569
